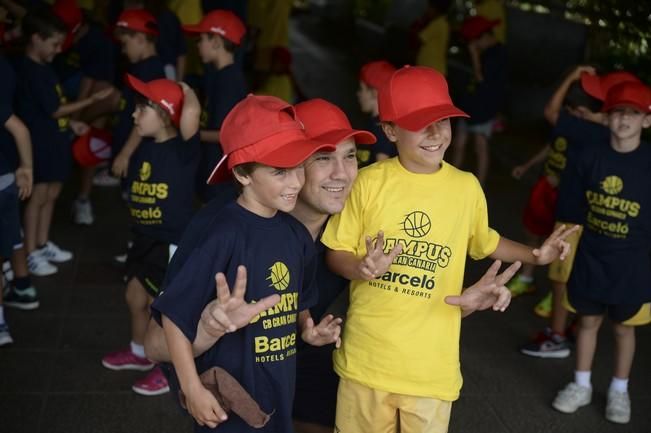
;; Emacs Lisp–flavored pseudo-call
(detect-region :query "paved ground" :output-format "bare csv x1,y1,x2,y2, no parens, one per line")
2,9,650,433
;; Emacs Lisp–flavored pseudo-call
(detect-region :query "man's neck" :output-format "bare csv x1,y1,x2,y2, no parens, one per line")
291,201,329,241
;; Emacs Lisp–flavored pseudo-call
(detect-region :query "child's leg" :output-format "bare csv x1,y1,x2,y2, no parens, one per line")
398,394,451,433
473,132,489,185
575,314,603,376
125,277,154,346
549,281,570,335
23,184,49,253
334,378,398,433
36,182,62,247
612,322,635,381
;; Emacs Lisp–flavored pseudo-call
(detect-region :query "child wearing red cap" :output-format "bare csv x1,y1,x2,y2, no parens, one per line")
16,7,113,277
322,65,578,433
356,60,398,167
183,9,247,203
450,15,507,185
101,76,201,397
551,79,651,425
516,67,638,358
150,95,341,432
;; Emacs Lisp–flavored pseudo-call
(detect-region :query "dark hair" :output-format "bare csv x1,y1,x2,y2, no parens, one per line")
134,94,173,127
222,36,239,54
233,162,259,190
22,6,67,41
565,82,601,112
114,26,158,43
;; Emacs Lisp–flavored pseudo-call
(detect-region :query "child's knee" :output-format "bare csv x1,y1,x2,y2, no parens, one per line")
125,278,148,310
578,315,603,331
612,322,634,339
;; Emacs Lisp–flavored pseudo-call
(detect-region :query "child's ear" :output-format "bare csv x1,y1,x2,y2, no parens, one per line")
380,122,398,142
232,167,252,186
642,114,651,129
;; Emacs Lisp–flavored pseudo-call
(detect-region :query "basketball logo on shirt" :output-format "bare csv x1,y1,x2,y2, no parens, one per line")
601,176,623,195
401,211,431,238
267,262,290,291
139,161,152,181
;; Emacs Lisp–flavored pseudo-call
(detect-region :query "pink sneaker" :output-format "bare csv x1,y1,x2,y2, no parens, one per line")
102,348,155,371
132,366,170,396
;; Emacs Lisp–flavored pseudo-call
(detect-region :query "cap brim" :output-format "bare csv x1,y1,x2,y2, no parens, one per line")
580,72,604,100
313,128,377,146
393,105,469,131
206,153,230,184
182,24,205,34
125,74,153,100
601,100,650,113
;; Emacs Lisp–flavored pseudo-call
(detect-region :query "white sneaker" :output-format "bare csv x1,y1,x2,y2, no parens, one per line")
0,322,13,346
2,260,13,283
92,168,120,187
27,251,58,276
552,382,592,413
40,241,73,263
73,199,94,225
606,390,631,424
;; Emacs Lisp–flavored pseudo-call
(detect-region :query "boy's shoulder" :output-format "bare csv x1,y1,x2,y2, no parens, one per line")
357,158,478,186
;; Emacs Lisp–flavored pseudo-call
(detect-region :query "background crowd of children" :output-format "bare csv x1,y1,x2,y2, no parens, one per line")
1,1,649,432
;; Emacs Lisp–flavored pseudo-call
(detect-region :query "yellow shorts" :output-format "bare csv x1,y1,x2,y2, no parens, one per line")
547,222,583,283
334,377,452,433
562,293,651,326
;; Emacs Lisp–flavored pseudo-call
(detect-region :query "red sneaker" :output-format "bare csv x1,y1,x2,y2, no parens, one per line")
102,348,155,371
132,366,170,396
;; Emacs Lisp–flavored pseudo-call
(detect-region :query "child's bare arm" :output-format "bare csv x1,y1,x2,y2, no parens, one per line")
52,87,114,119
326,231,402,281
544,65,595,126
490,224,580,265
162,315,228,428
178,82,200,140
512,144,550,179
199,129,220,143
112,128,142,177
4,114,33,199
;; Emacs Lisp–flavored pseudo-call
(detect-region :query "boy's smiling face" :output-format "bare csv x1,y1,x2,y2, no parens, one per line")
382,119,452,173
34,32,65,63
235,164,306,217
607,106,651,141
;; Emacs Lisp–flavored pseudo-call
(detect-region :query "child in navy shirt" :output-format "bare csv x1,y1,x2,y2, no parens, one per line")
182,9,247,202
101,76,200,397
151,95,341,432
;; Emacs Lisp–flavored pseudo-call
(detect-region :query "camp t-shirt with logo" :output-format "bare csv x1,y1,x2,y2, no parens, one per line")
54,23,116,85
126,133,200,244
111,56,165,155
0,54,17,175
15,56,71,182
557,139,651,305
321,158,500,400
356,115,397,168
151,201,318,433
542,110,610,185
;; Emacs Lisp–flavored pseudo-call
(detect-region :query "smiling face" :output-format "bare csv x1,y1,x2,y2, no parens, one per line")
299,138,358,216
235,164,306,217
382,119,452,174
33,32,65,63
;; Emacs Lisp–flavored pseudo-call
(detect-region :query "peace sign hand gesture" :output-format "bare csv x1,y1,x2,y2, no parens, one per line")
358,231,402,280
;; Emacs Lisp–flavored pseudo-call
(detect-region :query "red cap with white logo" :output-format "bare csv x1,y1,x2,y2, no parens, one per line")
182,10,246,45
125,74,183,127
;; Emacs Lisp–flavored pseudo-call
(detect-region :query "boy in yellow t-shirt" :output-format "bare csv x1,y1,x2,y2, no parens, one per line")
321,65,578,433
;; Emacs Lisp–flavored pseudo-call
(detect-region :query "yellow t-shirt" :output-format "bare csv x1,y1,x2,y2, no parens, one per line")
321,158,500,400
416,15,449,76
168,0,202,25
256,74,293,103
476,0,507,43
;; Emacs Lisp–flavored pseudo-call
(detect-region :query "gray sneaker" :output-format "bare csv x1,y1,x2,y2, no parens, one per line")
552,382,592,413
0,322,13,346
606,390,630,424
73,199,94,225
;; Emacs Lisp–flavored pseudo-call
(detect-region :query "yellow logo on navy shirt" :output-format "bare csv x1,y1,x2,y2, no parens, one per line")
139,161,152,181
402,211,431,238
553,136,568,152
267,262,290,291
601,175,623,195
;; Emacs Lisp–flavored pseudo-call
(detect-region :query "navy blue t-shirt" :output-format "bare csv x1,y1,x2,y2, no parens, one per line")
0,55,17,175
557,138,651,305
356,115,395,168
54,23,116,84
459,43,507,124
127,132,200,244
111,56,165,155
15,56,72,183
152,201,318,433
156,9,187,69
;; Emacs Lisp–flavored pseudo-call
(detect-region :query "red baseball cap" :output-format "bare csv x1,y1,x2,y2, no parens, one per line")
207,95,336,184
460,16,500,41
125,75,184,127
295,98,376,145
52,0,83,51
182,10,245,45
360,60,396,90
115,9,159,36
601,81,651,113
580,71,641,101
72,127,112,167
378,65,468,131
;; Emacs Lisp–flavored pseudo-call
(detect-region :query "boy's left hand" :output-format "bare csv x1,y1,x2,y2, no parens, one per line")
301,314,342,347
69,120,89,136
533,224,580,265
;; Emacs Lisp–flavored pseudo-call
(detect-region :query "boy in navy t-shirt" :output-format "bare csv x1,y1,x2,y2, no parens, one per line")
101,76,200,397
151,95,341,432
182,9,247,202
355,60,397,167
551,80,651,424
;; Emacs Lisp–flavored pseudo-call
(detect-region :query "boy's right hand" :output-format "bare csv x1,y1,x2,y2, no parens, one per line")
571,65,596,81
112,152,130,178
15,165,33,200
185,381,228,428
511,164,527,179
358,231,402,280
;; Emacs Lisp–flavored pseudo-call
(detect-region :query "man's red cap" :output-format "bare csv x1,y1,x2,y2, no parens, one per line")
115,9,159,36
378,65,468,131
295,99,376,146
52,0,83,51
580,71,641,101
359,60,396,90
125,75,184,127
601,81,651,114
460,16,500,41
182,10,245,45
207,95,336,184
